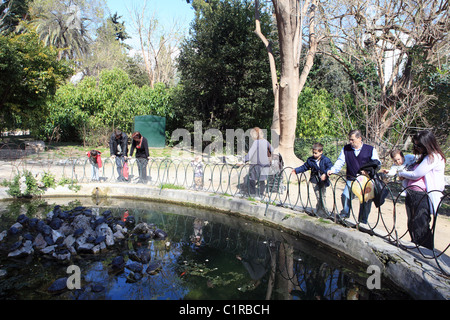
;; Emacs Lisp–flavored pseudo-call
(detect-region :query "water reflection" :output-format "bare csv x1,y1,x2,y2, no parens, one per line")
0,198,410,300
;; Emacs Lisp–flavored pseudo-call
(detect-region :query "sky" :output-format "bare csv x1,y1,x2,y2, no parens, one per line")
104,0,196,50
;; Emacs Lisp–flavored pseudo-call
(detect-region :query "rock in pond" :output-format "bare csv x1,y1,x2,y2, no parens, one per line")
91,284,105,293
0,205,170,289
48,277,68,293
154,229,168,240
146,262,162,275
126,261,144,273
110,255,126,272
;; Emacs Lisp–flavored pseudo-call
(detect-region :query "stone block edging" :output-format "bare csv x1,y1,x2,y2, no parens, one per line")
1,183,449,300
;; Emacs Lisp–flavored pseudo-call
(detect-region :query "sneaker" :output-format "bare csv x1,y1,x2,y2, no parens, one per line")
315,209,328,218
358,222,369,229
337,213,349,220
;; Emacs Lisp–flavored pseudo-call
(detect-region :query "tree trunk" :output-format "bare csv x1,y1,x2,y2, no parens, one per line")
255,0,319,167
277,68,301,167
254,1,280,152
255,0,318,168
277,0,318,168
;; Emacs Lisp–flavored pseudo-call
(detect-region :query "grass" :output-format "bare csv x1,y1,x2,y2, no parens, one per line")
160,183,185,190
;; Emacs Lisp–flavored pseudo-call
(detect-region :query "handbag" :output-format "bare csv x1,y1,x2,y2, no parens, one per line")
352,175,375,203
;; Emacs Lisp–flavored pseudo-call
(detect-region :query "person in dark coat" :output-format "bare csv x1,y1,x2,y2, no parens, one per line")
130,131,150,183
292,143,333,217
327,130,381,223
109,129,128,182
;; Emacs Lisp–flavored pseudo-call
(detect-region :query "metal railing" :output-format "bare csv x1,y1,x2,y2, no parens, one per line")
0,143,448,275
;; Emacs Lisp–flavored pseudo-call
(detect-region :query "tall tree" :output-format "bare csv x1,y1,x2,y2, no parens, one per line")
178,0,274,132
0,0,30,34
109,12,129,43
129,0,184,87
83,15,129,76
0,27,72,131
255,0,321,167
421,62,449,145
325,0,449,152
27,0,105,61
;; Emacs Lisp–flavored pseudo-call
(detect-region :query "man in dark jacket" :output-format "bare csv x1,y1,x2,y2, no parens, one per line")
292,143,333,217
327,130,381,223
109,129,128,182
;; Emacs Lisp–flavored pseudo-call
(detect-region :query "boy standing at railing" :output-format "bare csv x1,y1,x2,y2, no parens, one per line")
292,143,332,217
87,150,102,182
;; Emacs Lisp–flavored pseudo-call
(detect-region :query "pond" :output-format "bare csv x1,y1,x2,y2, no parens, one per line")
0,197,411,300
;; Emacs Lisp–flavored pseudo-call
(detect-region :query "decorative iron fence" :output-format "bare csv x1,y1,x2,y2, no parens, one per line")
0,143,448,275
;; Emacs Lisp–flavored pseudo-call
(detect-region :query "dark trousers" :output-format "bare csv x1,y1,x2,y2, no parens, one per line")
136,158,148,182
405,189,433,250
249,179,266,197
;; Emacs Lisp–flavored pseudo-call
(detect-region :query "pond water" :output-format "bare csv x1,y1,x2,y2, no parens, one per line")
0,198,411,300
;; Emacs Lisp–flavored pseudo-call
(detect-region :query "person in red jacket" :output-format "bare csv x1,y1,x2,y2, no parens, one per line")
87,150,102,181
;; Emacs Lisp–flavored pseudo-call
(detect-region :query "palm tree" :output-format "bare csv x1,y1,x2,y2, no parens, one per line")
30,1,90,60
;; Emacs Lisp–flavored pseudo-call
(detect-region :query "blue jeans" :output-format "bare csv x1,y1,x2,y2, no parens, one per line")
341,180,373,223
136,158,148,182
90,164,99,181
115,156,126,180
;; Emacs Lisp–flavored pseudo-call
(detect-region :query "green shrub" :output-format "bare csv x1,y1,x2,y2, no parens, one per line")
57,177,81,192
294,136,345,163
41,171,56,189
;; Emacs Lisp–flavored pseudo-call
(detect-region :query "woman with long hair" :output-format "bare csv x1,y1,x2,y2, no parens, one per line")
399,130,446,249
130,131,150,183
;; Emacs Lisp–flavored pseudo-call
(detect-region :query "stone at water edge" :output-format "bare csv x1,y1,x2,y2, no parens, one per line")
111,255,125,269
8,240,34,258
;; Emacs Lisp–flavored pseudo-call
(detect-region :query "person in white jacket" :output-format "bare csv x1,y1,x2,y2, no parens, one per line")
383,149,416,177
398,130,446,249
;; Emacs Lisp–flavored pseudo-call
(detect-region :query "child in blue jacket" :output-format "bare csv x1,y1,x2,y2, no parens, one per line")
292,143,333,216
